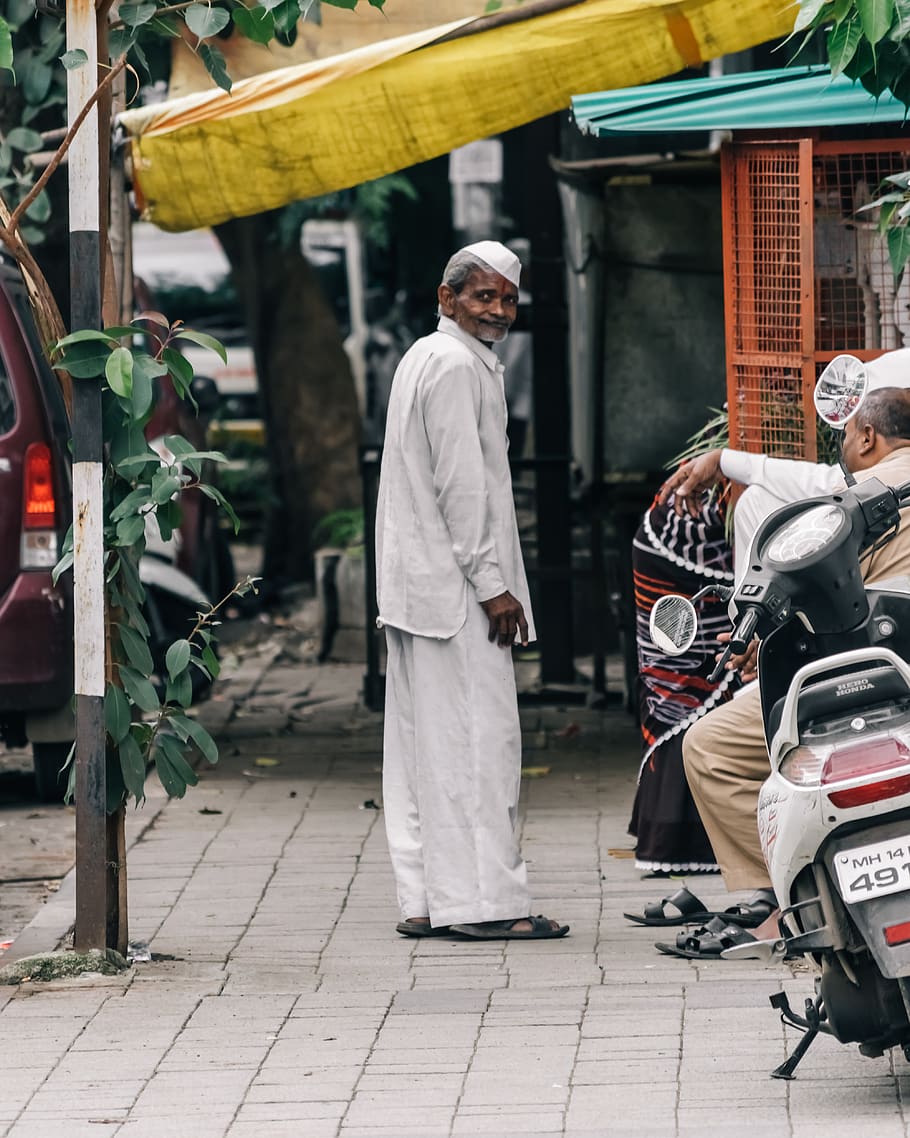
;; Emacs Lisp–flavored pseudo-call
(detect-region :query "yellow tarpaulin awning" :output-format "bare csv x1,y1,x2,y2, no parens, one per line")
120,0,793,233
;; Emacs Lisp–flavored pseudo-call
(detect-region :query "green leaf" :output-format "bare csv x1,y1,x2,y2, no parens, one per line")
52,548,73,585
888,223,910,278
117,622,155,675
57,328,118,349
202,644,221,679
172,714,219,765
60,48,88,70
105,346,133,398
0,16,14,76
120,2,158,26
21,61,52,106
368,0,385,7
891,0,910,38
154,498,182,543
879,197,903,232
131,364,154,420
152,738,187,797
7,126,43,153
119,664,161,714
794,0,833,33
24,189,51,224
856,0,895,44
829,16,865,76
322,0,358,7
104,683,132,744
115,513,147,547
165,669,193,708
151,469,182,504
162,347,194,397
165,638,192,681
232,5,275,43
118,729,147,802
199,42,232,92
174,329,227,362
198,482,241,533
108,27,138,60
106,749,127,813
55,339,111,379
159,732,199,789
185,3,231,37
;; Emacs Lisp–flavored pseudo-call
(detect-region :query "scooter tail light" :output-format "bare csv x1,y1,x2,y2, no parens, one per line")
827,774,910,809
20,442,58,569
822,738,910,808
779,744,827,786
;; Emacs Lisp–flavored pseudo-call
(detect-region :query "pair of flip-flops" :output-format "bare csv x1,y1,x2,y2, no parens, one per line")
396,916,569,940
623,885,777,929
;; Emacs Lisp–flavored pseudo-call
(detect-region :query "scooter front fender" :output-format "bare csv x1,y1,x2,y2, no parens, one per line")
139,556,211,610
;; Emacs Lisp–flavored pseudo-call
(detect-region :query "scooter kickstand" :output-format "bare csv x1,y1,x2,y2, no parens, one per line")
769,993,823,1080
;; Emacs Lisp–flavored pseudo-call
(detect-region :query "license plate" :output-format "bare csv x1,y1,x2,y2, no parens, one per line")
834,834,910,904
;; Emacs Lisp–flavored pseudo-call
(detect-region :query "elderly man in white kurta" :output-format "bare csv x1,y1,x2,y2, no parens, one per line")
376,241,568,942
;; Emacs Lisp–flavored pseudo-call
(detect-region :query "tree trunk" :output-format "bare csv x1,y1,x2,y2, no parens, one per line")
215,213,362,589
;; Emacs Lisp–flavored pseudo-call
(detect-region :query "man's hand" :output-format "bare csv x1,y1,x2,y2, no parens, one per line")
481,591,529,648
658,449,723,517
716,631,758,683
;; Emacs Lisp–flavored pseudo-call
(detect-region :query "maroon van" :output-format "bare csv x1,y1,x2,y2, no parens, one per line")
0,258,74,800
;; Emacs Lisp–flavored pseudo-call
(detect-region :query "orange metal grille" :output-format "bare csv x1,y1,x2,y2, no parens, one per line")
813,143,910,355
722,141,815,459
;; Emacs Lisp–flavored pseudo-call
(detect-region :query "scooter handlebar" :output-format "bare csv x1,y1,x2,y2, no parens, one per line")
707,606,761,685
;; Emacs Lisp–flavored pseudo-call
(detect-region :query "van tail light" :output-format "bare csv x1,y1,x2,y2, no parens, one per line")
20,442,58,569
822,738,910,809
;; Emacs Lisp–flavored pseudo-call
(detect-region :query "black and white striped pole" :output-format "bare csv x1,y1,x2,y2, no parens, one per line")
66,0,108,951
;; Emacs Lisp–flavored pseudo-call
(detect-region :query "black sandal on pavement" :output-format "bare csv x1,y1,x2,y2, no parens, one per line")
624,886,777,928
449,915,569,940
654,918,759,960
395,919,454,937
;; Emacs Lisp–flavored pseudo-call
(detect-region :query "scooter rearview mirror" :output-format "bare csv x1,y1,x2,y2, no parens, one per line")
814,354,867,429
649,595,698,656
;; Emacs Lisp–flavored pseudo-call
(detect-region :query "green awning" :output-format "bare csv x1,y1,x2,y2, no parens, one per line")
572,66,909,135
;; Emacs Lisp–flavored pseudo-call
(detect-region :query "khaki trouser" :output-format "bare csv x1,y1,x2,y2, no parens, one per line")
682,684,773,892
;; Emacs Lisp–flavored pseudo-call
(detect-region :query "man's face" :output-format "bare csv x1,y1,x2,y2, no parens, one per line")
438,269,518,344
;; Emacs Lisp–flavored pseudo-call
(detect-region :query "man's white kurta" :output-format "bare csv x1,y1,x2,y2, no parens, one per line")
376,315,535,642
376,315,533,926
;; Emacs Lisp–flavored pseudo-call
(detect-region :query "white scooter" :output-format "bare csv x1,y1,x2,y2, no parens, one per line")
651,357,910,1078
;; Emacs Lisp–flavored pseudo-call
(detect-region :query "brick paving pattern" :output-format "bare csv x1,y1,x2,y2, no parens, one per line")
2,648,910,1137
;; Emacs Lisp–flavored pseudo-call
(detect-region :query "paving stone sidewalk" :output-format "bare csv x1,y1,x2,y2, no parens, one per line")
2,640,910,1138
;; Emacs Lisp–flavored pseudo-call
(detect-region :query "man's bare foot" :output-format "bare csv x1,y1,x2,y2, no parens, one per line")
750,910,782,941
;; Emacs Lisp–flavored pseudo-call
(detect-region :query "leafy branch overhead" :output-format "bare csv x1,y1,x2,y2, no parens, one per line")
110,0,385,92
795,0,910,276
51,314,259,805
0,0,380,804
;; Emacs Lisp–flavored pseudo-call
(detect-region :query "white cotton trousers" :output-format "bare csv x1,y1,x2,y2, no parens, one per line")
382,602,531,927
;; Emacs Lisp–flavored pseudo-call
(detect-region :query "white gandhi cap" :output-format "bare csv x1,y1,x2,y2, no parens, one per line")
460,240,522,287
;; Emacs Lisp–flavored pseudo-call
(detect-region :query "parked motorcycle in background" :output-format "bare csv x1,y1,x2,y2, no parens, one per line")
650,356,910,1077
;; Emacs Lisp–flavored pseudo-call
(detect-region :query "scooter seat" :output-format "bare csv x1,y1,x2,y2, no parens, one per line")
768,664,910,741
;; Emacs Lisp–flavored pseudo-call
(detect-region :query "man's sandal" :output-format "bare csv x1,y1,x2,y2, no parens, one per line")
654,917,759,960
450,915,569,940
624,886,777,928
395,919,454,938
